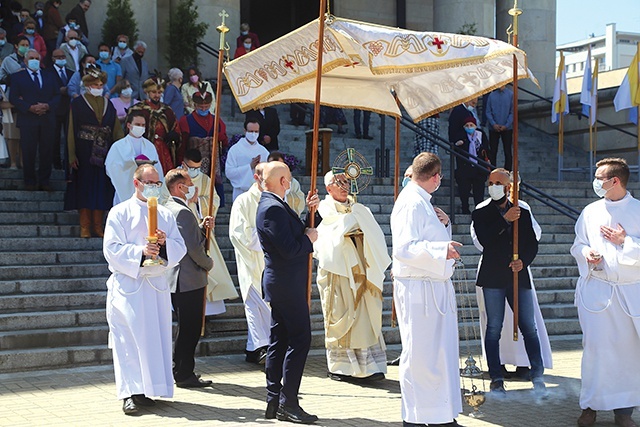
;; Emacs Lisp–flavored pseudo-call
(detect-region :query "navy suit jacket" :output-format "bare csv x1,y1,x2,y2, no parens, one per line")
256,191,313,304
9,68,60,127
473,200,538,289
49,65,73,117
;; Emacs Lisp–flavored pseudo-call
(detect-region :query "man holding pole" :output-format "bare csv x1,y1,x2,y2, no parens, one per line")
471,168,545,397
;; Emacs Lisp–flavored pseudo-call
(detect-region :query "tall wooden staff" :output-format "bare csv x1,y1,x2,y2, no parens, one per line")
306,0,328,308
508,0,522,341
202,9,229,335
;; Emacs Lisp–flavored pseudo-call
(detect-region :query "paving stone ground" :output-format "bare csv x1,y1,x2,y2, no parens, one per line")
0,339,637,427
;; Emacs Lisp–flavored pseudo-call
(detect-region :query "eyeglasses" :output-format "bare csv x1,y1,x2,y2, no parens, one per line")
138,180,162,187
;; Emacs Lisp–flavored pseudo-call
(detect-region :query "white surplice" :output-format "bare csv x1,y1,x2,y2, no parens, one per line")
103,195,186,400
390,181,462,425
105,134,163,205
228,183,271,351
571,191,640,411
224,137,269,201
314,195,391,377
471,198,553,369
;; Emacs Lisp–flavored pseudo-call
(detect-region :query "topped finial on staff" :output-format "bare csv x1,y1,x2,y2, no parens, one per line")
506,0,523,46
216,10,230,51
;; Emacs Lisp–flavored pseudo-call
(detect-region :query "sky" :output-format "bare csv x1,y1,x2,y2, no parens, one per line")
556,0,640,45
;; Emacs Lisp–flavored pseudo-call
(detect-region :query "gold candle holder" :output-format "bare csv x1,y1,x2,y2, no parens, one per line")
143,196,165,267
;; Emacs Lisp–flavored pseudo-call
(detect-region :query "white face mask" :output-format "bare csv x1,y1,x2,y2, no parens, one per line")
592,178,612,198
184,184,196,200
121,87,133,97
68,39,78,47
141,184,160,200
88,87,102,97
245,131,259,143
187,167,200,178
284,180,292,198
129,125,145,138
488,184,505,201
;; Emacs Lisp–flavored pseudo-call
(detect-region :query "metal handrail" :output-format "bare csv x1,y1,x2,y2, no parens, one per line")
196,42,219,59
400,115,580,222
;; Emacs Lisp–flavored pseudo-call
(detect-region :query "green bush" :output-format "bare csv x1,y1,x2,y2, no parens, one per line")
102,0,139,46
166,0,209,70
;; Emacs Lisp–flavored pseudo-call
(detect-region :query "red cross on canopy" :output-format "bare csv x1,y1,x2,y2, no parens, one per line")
432,37,445,50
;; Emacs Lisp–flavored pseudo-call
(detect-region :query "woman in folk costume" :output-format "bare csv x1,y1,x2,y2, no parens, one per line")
176,91,228,207
67,67,124,237
126,76,180,174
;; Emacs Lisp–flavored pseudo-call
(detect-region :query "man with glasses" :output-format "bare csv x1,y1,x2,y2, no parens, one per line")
471,168,545,398
314,171,391,384
391,152,463,427
571,158,640,427
59,29,87,72
103,163,186,415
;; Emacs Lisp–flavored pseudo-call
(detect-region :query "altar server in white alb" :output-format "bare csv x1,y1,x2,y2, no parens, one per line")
225,119,269,201
571,158,640,427
471,168,552,378
105,111,163,205
314,171,391,382
229,163,272,364
103,164,186,415
390,152,463,427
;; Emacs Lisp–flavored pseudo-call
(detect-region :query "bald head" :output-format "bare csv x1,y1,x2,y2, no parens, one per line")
262,161,291,198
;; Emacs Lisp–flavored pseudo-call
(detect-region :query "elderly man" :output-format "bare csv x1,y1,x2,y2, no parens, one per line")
390,152,463,427
257,161,318,424
315,171,391,383
103,164,186,415
120,41,150,100
472,168,545,397
225,119,269,201
0,29,14,60
59,29,87,73
9,48,59,191
571,158,640,427
164,168,215,388
229,163,271,364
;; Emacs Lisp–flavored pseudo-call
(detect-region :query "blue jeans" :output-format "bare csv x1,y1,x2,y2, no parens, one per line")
483,287,544,382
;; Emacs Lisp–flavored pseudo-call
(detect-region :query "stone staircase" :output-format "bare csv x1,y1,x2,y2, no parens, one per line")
0,96,611,373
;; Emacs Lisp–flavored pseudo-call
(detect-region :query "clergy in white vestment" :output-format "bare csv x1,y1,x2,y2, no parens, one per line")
105,111,163,205
390,152,463,426
314,171,391,381
471,170,553,375
225,120,269,201
229,163,272,363
571,158,640,427
268,151,306,215
103,164,186,415
181,149,239,316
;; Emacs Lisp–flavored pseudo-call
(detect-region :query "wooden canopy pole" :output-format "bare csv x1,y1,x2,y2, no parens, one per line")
306,0,328,308
508,1,522,342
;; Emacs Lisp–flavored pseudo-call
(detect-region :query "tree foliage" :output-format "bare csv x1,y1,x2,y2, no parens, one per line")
102,0,139,46
166,0,209,70
458,22,478,36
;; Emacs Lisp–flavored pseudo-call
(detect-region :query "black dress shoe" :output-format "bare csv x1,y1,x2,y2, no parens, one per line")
327,372,349,382
265,400,278,419
360,372,385,383
387,356,401,366
122,397,139,415
402,421,427,427
276,405,318,424
430,421,465,427
176,374,213,388
39,184,54,192
131,394,156,406
363,134,374,140
245,346,268,364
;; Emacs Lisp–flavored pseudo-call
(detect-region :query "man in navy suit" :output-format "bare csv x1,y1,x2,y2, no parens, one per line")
9,49,60,190
50,48,73,170
256,161,318,424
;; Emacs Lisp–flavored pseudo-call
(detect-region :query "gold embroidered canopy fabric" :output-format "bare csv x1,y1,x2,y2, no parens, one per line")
224,16,535,122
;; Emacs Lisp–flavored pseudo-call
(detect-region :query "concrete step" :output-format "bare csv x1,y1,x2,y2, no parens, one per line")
0,264,110,281
0,251,104,266
0,237,103,252
0,277,106,296
0,291,106,312
0,325,109,350
0,308,105,331
0,211,78,225
0,224,81,238
0,200,65,212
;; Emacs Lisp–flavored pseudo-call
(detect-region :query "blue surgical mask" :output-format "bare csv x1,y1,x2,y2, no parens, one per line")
142,184,161,200
99,51,109,60
244,42,252,50
27,59,40,71
121,87,133,97
0,39,5,46
25,28,35,35
35,10,43,17
464,127,476,135
55,58,67,67
118,41,127,50
592,178,612,198
196,108,209,117
402,176,410,188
